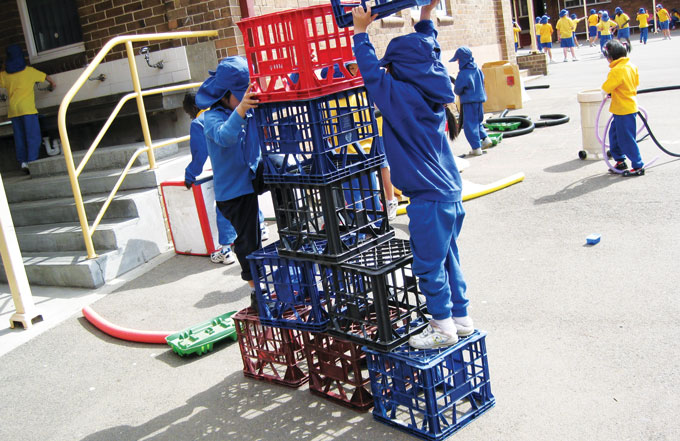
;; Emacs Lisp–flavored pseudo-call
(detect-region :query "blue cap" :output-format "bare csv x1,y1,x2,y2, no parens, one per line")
5,44,26,74
590,9,597,14
615,7,623,14
656,4,662,8
571,13,577,19
559,9,567,17
535,16,541,23
639,8,645,13
540,15,548,24
379,31,455,104
196,56,250,110
602,12,609,21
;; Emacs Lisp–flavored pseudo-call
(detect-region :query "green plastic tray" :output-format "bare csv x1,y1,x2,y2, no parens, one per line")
484,121,521,131
166,311,238,356
487,133,503,146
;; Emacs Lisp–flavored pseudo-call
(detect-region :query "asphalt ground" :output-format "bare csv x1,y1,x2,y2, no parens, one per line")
1,31,680,441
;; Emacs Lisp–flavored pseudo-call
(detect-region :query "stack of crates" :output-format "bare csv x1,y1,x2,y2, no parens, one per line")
233,2,495,437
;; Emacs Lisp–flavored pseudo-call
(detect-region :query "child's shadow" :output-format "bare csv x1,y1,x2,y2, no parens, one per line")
534,173,619,204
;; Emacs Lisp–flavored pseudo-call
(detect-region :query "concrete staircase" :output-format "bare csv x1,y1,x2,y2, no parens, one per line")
1,141,191,288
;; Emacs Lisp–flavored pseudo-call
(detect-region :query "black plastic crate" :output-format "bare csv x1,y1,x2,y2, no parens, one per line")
321,238,429,351
271,165,393,263
262,137,385,185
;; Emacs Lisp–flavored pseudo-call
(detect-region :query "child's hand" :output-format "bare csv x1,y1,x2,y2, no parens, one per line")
235,83,259,118
352,5,377,33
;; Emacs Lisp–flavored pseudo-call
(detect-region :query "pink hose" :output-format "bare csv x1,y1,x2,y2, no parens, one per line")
82,306,175,344
595,96,657,173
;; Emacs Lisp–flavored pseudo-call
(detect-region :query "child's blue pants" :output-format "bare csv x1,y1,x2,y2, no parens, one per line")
216,208,264,246
11,114,41,164
640,27,648,43
609,113,643,169
407,198,469,320
462,102,488,149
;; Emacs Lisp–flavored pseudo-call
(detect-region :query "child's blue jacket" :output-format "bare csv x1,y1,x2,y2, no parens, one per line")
452,48,487,104
353,20,461,203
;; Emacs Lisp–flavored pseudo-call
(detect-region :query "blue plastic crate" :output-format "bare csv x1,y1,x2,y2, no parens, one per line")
322,238,429,351
256,86,379,159
247,240,332,332
271,165,393,263
263,138,385,185
364,330,495,441
331,0,432,28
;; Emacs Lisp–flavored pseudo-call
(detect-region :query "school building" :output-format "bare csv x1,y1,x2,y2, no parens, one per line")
0,0,517,288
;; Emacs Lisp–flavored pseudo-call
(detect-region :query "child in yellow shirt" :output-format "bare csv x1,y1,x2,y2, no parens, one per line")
588,9,599,46
513,20,521,52
0,44,55,173
539,15,554,62
602,40,644,175
637,8,649,44
597,12,617,55
556,10,577,62
656,4,671,40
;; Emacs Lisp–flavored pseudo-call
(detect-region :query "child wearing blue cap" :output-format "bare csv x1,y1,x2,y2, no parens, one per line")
450,47,492,156
512,20,522,52
588,9,599,46
656,4,671,40
352,0,473,349
602,39,644,175
614,7,631,49
556,10,578,62
0,44,56,173
538,15,554,62
535,17,543,52
636,8,649,44
570,13,585,47
597,12,617,55
195,56,263,306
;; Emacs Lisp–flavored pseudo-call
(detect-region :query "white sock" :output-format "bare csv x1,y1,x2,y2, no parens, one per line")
432,318,456,335
453,316,473,327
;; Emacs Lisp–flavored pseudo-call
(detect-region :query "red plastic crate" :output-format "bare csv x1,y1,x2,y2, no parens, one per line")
233,307,309,387
237,4,363,102
302,331,374,411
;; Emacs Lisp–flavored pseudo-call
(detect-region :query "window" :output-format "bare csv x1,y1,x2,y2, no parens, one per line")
564,0,611,8
411,1,448,17
17,0,85,63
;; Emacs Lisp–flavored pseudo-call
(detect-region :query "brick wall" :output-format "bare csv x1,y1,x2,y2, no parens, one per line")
1,0,516,70
0,2,27,57
516,51,547,75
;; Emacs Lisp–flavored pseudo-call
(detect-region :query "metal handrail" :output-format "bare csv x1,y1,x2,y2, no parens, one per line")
57,31,217,259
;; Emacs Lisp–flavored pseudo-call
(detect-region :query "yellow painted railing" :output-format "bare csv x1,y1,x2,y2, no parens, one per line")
57,31,217,259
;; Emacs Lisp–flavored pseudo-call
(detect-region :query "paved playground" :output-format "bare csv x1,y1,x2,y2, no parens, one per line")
1,32,680,441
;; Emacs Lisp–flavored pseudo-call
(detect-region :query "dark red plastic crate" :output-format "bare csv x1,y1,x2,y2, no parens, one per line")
321,238,429,351
237,4,363,102
233,307,309,387
302,331,374,411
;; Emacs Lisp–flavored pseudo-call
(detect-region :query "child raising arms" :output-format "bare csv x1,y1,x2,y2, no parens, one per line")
352,0,473,349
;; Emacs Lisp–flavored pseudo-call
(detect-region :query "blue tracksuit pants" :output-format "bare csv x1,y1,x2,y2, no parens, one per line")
462,102,488,150
11,114,41,164
640,27,648,43
609,113,643,169
407,199,469,320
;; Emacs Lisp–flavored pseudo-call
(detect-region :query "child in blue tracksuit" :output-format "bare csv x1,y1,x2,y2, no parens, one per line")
451,47,491,156
195,56,263,304
183,93,268,265
352,0,473,349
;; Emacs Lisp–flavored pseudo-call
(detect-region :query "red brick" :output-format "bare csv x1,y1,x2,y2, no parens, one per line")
134,8,153,19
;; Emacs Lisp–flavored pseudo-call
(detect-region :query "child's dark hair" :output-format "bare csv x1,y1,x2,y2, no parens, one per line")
604,40,630,60
445,75,459,141
182,92,198,118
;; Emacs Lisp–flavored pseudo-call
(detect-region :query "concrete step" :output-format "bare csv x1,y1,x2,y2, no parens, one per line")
28,140,180,178
14,218,140,253
4,148,191,203
0,245,168,289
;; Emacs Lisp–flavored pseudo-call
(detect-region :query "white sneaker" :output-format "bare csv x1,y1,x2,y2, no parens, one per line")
260,223,269,242
563,58,568,62
409,323,458,349
20,162,29,174
453,316,475,336
469,148,483,157
572,58,579,61
210,246,236,265
481,137,493,149
386,198,398,220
